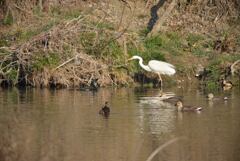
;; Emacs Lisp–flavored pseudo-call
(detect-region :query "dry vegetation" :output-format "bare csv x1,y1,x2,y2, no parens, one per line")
0,0,240,89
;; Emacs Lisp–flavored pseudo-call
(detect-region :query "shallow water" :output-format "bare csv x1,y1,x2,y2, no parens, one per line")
0,87,240,161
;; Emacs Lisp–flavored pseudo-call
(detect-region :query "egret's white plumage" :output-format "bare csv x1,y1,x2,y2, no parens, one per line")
148,60,176,75
128,55,176,90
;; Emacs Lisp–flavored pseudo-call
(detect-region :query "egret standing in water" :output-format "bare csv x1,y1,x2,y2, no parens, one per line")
128,55,176,91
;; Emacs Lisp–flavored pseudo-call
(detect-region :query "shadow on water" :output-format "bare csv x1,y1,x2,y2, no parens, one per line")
0,87,240,161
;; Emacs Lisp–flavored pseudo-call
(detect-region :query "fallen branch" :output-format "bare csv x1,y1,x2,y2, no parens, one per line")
231,59,240,76
146,137,186,161
53,57,76,71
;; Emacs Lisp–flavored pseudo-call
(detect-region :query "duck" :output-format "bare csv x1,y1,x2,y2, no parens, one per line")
221,79,233,90
207,93,229,101
175,101,203,112
223,96,229,101
207,93,214,101
99,102,110,117
163,95,183,105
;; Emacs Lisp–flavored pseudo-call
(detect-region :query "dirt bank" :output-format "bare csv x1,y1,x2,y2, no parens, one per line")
0,0,240,89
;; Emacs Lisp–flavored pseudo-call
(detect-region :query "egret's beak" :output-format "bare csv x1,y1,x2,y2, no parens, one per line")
127,58,133,62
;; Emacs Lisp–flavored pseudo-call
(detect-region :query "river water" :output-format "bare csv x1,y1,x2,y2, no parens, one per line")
0,87,240,161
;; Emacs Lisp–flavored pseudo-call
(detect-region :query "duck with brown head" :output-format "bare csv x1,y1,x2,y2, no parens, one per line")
222,79,233,90
207,93,229,101
175,101,203,112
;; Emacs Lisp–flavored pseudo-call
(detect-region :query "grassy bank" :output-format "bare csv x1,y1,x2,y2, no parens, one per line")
0,1,240,90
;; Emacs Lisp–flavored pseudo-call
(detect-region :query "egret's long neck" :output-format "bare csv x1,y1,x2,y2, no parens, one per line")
138,57,151,72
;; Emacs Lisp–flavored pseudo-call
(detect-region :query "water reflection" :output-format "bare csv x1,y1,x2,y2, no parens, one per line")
0,87,239,161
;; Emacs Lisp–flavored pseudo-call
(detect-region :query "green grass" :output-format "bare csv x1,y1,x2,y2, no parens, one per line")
236,35,240,47
143,32,185,58
1,8,239,88
144,35,163,50
6,68,18,84
1,19,58,45
33,6,44,17
41,20,59,32
143,35,165,61
0,38,10,47
3,12,14,25
191,47,209,57
32,53,60,71
139,31,183,56
107,41,123,58
139,28,150,37
94,22,115,30
63,9,82,20
186,33,204,46
50,6,62,16
185,33,213,57
206,81,219,91
79,32,99,56
17,30,39,41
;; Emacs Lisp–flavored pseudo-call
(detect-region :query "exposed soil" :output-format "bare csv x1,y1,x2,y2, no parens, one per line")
0,0,240,89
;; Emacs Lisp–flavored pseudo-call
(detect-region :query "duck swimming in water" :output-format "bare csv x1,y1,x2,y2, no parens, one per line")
175,101,203,112
99,102,110,117
221,79,233,90
207,93,214,101
207,93,229,101
163,95,183,105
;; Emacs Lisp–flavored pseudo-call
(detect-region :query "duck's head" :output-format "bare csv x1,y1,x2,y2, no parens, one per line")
207,93,214,100
221,79,232,86
175,101,183,111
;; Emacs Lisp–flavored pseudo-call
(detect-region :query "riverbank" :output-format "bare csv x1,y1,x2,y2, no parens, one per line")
0,0,240,90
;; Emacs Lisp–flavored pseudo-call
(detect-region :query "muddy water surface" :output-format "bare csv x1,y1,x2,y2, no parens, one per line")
0,87,239,161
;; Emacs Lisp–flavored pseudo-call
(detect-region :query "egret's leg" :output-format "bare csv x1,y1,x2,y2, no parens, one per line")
158,73,163,91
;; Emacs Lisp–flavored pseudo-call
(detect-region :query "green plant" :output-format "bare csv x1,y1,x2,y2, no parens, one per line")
137,14,148,19
140,30,180,54
42,20,59,32
0,38,9,47
165,32,182,48
79,32,97,55
107,41,123,58
186,33,204,46
3,11,14,25
18,30,39,41
32,53,60,71
33,6,44,17
63,9,82,19
192,47,209,57
206,81,219,90
94,22,114,30
6,68,18,84
144,35,163,49
51,6,61,16
236,36,240,46
143,35,166,61
139,28,150,37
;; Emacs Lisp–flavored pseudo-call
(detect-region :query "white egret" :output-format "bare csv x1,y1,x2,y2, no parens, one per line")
128,55,176,90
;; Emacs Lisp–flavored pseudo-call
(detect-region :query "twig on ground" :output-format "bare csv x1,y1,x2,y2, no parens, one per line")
146,137,187,161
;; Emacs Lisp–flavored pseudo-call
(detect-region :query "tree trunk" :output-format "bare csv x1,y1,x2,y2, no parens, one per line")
148,0,177,36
